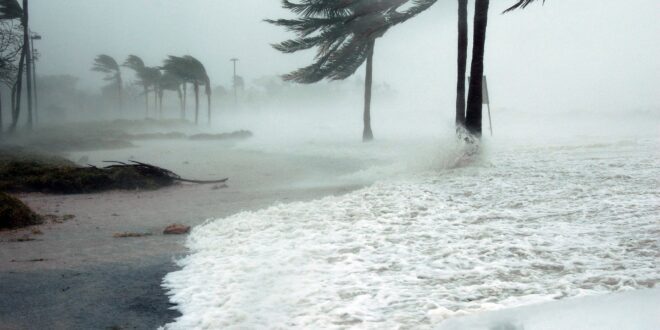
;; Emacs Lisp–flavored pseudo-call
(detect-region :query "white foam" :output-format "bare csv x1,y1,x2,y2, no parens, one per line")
162,137,659,329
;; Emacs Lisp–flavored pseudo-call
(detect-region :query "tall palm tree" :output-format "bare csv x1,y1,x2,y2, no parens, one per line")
464,0,489,137
162,55,211,125
92,54,122,112
143,66,161,117
268,0,435,142
123,55,150,117
464,0,545,137
159,71,184,119
456,0,468,128
162,56,193,122
183,56,211,125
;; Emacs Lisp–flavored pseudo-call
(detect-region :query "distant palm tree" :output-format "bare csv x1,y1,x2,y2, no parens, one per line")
183,55,211,125
123,55,150,117
162,55,211,125
143,66,161,117
158,71,184,119
92,54,122,112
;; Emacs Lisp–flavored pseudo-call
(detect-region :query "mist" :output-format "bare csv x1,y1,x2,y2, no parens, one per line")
1,1,658,329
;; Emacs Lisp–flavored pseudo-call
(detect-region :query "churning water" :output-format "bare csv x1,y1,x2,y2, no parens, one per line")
162,133,659,329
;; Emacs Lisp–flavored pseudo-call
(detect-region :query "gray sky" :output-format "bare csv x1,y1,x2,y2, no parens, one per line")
30,0,660,115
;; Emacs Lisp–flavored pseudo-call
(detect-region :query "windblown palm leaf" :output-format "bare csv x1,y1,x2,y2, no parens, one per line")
92,54,120,79
268,0,437,83
503,0,545,13
0,0,22,20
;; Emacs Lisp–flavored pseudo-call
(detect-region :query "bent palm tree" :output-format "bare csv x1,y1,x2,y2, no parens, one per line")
268,0,435,142
92,54,122,112
123,55,151,117
158,72,184,119
183,56,211,125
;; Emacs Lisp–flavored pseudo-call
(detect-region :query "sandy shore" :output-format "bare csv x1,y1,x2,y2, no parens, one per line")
0,140,370,330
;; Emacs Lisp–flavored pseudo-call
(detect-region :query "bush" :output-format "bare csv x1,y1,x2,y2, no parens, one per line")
0,193,41,230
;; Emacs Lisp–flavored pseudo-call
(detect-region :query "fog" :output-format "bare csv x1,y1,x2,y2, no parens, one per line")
26,0,660,121
1,2,658,329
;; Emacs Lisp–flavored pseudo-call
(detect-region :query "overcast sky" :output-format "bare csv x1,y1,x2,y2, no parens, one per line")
30,0,660,115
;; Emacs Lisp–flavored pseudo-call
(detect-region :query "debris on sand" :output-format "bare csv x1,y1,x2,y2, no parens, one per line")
188,130,253,141
0,150,228,194
113,232,153,238
0,192,42,230
163,224,191,235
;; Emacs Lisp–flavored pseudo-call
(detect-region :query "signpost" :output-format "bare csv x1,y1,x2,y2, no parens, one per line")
483,75,493,136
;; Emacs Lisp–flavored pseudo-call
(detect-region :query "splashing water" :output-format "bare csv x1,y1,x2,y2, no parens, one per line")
162,137,659,329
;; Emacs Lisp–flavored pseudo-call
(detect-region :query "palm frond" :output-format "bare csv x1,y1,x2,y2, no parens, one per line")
0,0,22,20
503,0,545,13
92,54,119,73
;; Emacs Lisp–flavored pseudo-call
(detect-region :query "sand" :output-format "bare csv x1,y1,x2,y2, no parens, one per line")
0,140,369,330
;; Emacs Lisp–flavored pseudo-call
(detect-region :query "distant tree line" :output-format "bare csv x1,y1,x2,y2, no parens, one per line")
92,54,212,125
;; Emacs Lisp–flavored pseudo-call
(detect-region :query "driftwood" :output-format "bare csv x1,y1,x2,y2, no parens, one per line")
102,160,229,184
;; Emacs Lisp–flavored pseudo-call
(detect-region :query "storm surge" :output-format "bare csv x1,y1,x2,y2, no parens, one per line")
161,135,658,329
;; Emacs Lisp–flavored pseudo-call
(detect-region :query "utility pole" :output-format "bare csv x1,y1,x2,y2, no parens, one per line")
230,58,239,107
30,33,41,126
23,0,34,130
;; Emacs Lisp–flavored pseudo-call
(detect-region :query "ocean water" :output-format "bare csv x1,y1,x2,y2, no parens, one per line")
162,134,659,329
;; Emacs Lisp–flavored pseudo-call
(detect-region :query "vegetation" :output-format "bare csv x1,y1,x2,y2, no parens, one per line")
162,55,211,125
268,0,435,142
91,54,123,111
0,191,41,229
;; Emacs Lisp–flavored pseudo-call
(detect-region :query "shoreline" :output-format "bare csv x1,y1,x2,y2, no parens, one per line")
0,141,370,329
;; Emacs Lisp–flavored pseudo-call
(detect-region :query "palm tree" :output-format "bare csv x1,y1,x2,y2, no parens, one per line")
158,71,184,119
456,0,468,128
92,54,122,112
162,56,192,122
464,0,489,137
162,55,211,125
268,0,435,142
183,56,211,125
143,66,161,117
123,55,151,117
464,0,545,137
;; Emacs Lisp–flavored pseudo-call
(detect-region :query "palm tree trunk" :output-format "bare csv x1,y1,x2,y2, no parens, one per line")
10,48,26,133
182,83,187,120
194,83,199,125
158,91,163,119
178,86,184,119
117,74,122,113
153,86,158,117
23,0,33,130
465,0,490,137
0,91,3,138
144,85,149,118
456,0,468,128
207,90,211,126
362,40,375,142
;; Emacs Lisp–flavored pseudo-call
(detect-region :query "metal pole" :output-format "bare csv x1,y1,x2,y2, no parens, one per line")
484,76,493,136
230,58,239,107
